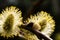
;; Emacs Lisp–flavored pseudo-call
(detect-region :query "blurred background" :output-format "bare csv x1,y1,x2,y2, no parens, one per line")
0,0,60,40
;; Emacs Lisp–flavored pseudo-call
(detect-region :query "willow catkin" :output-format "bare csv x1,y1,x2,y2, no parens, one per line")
0,6,23,37
26,11,55,36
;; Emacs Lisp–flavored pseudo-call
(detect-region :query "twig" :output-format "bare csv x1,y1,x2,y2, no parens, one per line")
21,23,53,40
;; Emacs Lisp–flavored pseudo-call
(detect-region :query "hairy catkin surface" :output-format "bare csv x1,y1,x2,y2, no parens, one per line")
0,6,23,37
26,11,55,36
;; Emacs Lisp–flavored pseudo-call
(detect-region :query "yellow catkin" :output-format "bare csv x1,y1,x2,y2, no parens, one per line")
26,11,55,36
0,6,23,38
20,28,39,40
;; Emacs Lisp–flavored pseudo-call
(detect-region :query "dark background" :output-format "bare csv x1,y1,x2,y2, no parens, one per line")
0,0,60,40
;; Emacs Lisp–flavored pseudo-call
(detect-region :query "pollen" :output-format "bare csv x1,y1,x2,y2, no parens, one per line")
26,11,55,36
0,6,23,38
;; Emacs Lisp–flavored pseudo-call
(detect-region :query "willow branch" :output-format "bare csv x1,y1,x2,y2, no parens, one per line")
21,23,53,40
